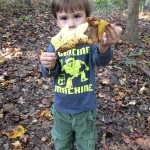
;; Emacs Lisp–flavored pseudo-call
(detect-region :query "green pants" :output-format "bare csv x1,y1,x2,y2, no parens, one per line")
51,105,97,150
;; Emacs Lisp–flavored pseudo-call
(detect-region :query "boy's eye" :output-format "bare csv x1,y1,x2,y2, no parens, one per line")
61,17,67,20
75,15,81,18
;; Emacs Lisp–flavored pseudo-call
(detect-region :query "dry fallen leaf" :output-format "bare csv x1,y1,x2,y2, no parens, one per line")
0,113,3,118
0,55,5,65
37,79,43,86
39,109,53,120
1,81,10,87
86,17,109,42
18,96,26,105
121,132,131,144
139,86,148,94
135,137,150,150
0,109,3,118
51,22,92,52
148,116,150,132
12,140,22,149
41,136,48,142
118,92,126,99
20,134,29,144
51,17,109,53
98,19,109,40
6,125,26,139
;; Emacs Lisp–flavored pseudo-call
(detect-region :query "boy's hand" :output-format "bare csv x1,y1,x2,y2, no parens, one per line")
40,52,57,70
99,24,122,54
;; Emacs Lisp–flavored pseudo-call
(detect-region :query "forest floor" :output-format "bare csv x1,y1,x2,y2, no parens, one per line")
0,2,150,150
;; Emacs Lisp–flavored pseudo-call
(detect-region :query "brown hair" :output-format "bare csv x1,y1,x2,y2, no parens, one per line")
51,0,92,19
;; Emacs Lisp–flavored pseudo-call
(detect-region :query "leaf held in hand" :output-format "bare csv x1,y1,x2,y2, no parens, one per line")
86,17,109,42
98,19,109,40
51,17,109,53
51,22,92,53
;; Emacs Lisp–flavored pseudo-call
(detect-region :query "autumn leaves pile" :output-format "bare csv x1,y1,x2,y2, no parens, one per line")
51,17,109,53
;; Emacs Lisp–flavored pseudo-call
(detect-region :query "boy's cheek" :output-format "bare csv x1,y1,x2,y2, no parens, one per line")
57,21,66,29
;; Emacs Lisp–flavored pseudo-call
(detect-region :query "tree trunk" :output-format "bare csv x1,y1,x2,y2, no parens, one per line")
144,0,150,11
125,0,139,44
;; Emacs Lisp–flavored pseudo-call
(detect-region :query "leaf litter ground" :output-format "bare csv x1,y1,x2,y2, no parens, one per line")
0,3,150,150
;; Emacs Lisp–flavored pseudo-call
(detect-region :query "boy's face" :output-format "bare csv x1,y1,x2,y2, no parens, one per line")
56,10,86,30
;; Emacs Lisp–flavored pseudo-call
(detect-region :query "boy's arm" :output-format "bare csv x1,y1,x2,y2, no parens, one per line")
92,45,113,66
93,24,122,66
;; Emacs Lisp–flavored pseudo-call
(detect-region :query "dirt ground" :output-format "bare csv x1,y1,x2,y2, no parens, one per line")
0,2,150,150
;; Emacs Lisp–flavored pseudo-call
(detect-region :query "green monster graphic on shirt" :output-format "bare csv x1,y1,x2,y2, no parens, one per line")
55,46,94,94
58,57,89,89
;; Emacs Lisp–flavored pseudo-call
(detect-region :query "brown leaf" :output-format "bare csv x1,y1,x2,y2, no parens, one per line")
121,132,131,144
116,100,123,106
20,134,29,144
3,103,15,112
39,109,53,120
41,136,48,142
135,137,150,150
12,140,23,150
147,116,150,132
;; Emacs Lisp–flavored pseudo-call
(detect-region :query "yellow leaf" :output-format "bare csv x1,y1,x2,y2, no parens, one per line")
6,125,26,139
139,86,147,94
12,140,22,147
37,79,43,86
51,17,109,53
1,81,9,87
101,78,109,84
51,22,92,52
39,109,53,120
98,19,109,40
119,92,126,99
0,55,5,65
86,17,109,43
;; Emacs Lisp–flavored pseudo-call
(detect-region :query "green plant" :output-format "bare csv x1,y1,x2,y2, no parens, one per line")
94,0,123,12
19,15,32,21
123,58,137,65
123,49,148,65
1,1,24,7
129,49,147,57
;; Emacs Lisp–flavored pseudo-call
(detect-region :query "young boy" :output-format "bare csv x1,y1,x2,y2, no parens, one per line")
40,0,122,149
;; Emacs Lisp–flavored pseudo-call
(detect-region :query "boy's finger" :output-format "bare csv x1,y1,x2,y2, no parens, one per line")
43,62,56,67
110,24,122,36
106,27,116,40
116,26,123,36
43,57,56,62
110,24,116,28
103,32,107,38
42,52,56,57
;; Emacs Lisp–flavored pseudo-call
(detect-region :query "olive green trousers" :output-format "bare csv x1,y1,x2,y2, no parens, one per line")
51,105,97,150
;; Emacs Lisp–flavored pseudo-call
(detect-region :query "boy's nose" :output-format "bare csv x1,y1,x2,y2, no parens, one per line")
68,20,76,29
